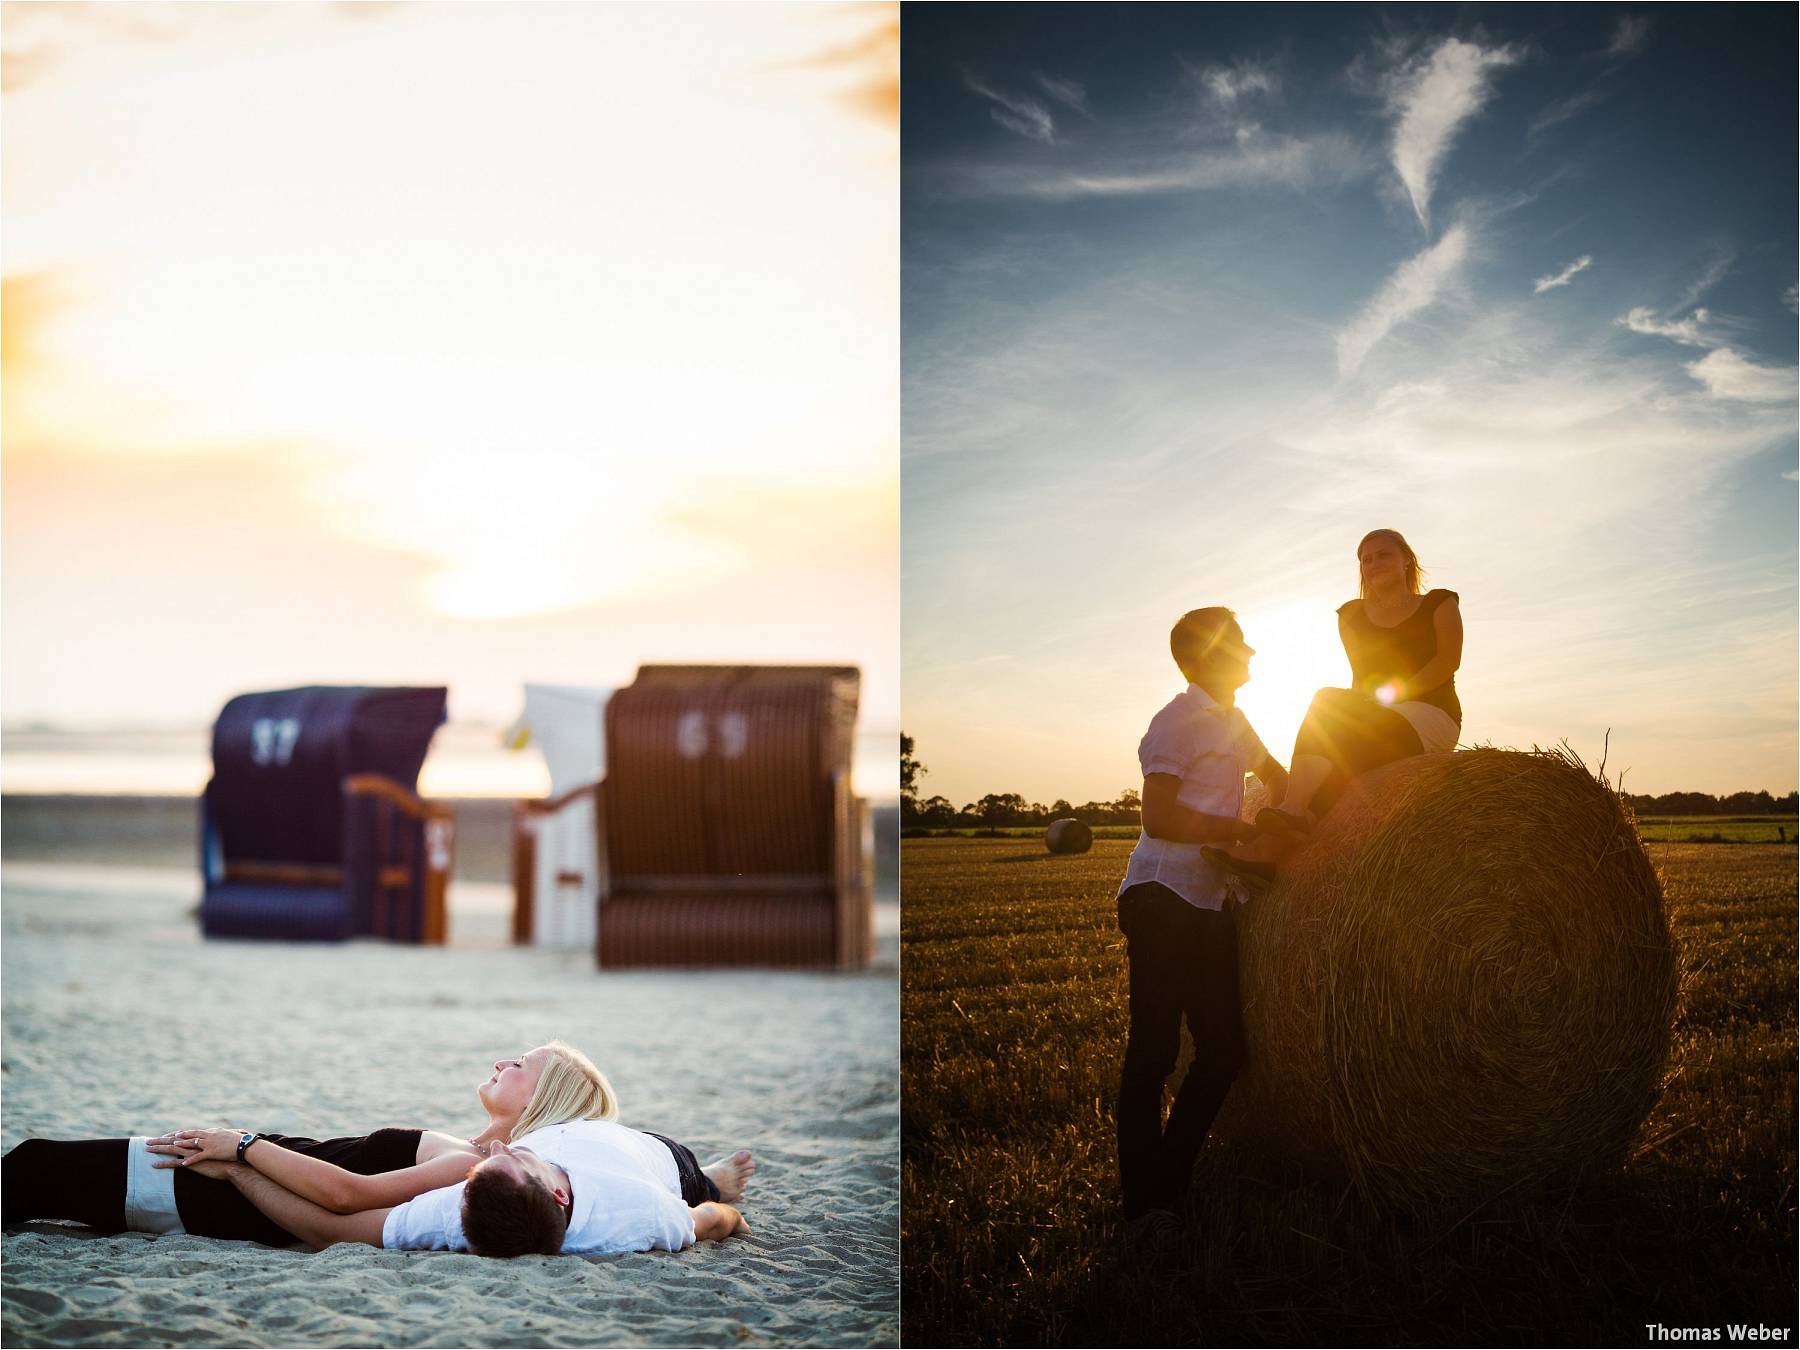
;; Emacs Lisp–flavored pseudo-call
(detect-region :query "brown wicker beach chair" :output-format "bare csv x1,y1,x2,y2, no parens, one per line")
597,665,872,968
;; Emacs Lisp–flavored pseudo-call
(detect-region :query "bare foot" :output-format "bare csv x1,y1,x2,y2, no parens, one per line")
703,1149,756,1203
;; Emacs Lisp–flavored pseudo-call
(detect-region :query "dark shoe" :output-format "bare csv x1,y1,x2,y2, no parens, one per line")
1124,1205,1185,1256
1254,806,1316,838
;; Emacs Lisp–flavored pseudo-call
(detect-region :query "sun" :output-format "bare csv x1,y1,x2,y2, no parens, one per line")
1232,601,1346,764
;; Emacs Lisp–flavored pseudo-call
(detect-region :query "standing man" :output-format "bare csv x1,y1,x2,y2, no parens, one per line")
1115,607,1286,1227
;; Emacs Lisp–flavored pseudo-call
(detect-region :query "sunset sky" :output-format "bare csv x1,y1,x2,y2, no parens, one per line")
3,2,898,793
903,4,1796,806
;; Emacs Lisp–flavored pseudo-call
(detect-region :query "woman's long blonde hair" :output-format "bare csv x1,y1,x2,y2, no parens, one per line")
509,1040,619,1139
1358,528,1426,599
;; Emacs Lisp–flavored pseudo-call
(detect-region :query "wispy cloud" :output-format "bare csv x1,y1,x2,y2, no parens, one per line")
1533,255,1592,294
1386,38,1519,229
1336,224,1470,375
1188,57,1280,107
964,73,1056,143
1528,86,1605,137
1685,349,1797,403
1,1,394,90
1785,284,1799,315
1619,306,1714,346
1619,283,1794,402
1033,72,1088,116
1528,16,1651,138
935,128,1366,200
1676,251,1733,310
1602,14,1653,62
780,5,898,127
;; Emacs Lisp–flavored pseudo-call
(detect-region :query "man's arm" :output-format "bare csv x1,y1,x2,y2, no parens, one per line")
195,1160,392,1250
1140,774,1254,845
690,1201,748,1241
152,1128,476,1213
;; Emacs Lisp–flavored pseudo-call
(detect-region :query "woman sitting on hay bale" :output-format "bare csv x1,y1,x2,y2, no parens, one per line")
1258,528,1462,839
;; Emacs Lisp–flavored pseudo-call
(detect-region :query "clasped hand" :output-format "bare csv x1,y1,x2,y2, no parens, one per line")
145,1127,247,1172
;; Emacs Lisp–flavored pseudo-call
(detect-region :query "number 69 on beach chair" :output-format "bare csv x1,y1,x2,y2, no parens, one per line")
596,665,873,969
198,686,454,943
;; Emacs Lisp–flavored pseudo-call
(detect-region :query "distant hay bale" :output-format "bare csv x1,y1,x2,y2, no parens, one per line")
1044,819,1093,854
1223,747,1676,1216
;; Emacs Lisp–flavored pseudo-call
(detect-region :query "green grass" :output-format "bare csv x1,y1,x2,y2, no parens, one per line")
910,816,1798,845
901,837,1797,1346
1632,816,1798,844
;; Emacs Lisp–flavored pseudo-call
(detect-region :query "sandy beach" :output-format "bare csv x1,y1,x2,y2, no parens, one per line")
1,860,899,1348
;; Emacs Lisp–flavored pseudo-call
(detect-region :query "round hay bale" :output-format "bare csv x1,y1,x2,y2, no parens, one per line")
1044,818,1093,854
1224,747,1675,1215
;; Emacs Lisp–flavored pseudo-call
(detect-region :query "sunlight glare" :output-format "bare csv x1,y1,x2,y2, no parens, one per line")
1232,600,1345,763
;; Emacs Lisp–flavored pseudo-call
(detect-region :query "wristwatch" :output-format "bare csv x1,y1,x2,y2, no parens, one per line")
235,1131,260,1163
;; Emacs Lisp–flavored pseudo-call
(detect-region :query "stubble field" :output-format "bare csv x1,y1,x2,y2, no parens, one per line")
901,837,1797,1347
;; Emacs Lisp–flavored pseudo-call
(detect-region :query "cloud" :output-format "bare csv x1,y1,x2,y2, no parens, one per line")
1528,86,1606,137
1685,349,1797,403
1676,251,1733,310
0,2,363,91
964,73,1055,143
1618,283,1794,404
1533,255,1592,294
1785,284,1798,315
1386,38,1520,229
1033,72,1088,116
1336,225,1471,376
1618,306,1714,346
1,271,67,375
1188,57,1280,107
1527,16,1650,138
938,128,1366,200
329,2,407,20
1602,14,1653,61
781,6,898,126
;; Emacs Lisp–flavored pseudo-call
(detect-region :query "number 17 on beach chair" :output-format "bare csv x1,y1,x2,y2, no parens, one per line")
198,686,454,943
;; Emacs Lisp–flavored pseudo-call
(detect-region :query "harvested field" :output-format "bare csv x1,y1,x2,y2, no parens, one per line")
901,836,1797,1346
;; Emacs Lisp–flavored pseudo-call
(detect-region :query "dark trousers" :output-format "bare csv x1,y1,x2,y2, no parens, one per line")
1293,687,1423,818
3,1129,420,1244
1116,881,1245,1219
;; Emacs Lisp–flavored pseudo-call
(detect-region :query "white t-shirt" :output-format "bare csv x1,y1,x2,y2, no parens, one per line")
1117,683,1269,911
381,1121,696,1254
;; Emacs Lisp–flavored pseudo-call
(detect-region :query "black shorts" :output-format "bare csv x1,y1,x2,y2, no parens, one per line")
645,1132,720,1205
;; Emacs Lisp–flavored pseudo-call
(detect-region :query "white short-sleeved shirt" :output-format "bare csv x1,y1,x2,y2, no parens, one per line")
1117,683,1270,911
381,1121,696,1255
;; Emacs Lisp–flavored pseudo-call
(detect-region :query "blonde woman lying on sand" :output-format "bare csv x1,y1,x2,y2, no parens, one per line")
3,1040,754,1257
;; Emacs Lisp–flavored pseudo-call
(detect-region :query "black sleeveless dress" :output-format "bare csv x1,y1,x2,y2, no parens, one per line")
3,1128,423,1245
1336,588,1461,725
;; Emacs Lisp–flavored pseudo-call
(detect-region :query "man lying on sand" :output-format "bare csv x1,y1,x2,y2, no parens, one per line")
155,1117,754,1258
5,1042,752,1256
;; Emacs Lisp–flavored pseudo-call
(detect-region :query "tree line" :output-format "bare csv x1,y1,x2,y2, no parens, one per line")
1619,790,1797,817
900,734,1797,831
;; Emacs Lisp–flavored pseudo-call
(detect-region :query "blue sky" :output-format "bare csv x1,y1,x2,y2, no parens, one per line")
903,4,1797,807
